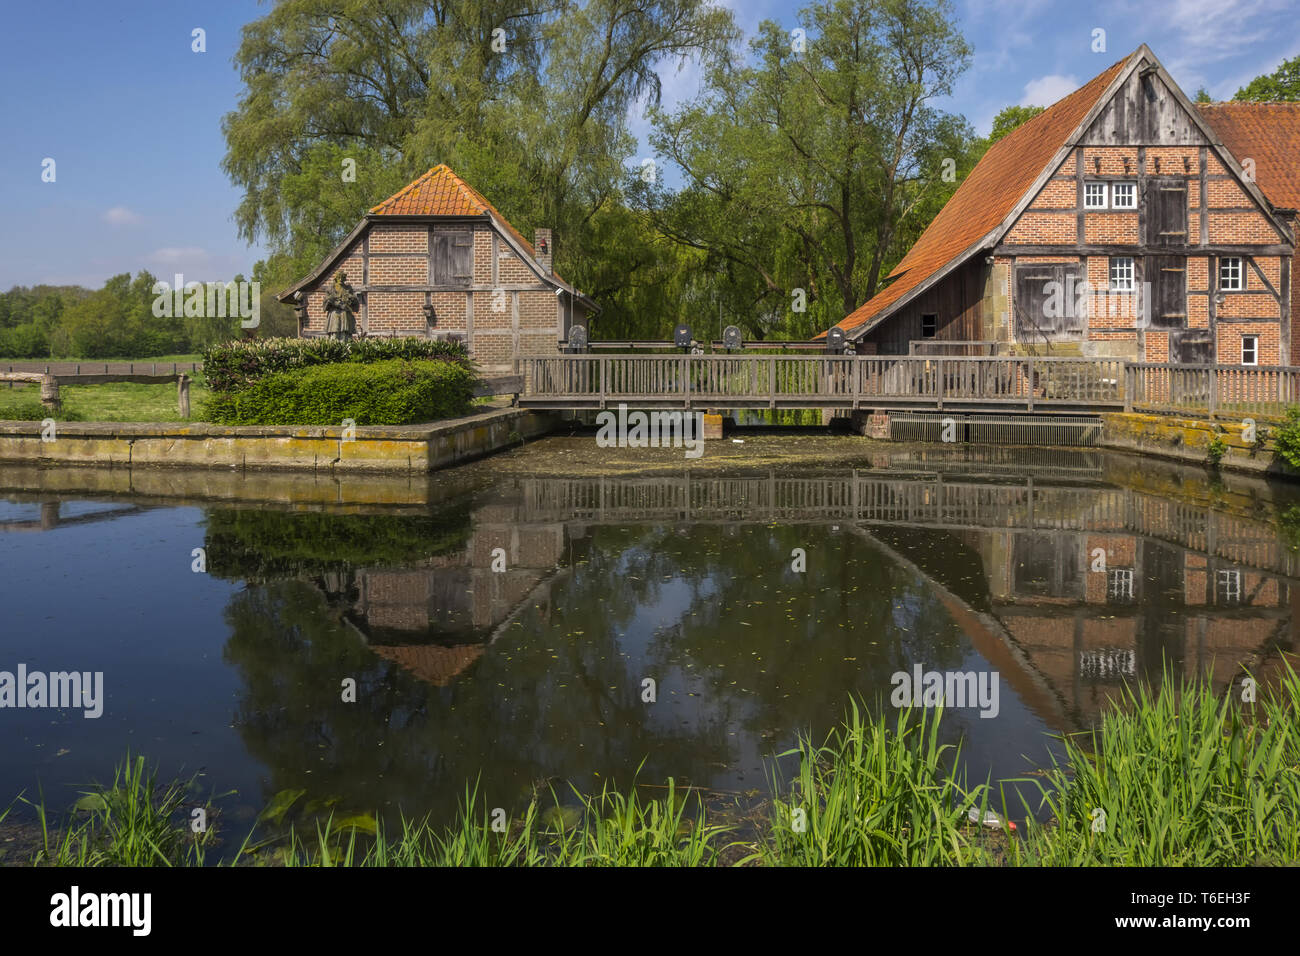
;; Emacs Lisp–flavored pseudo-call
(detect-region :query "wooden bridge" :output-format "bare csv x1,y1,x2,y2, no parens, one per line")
518,354,1300,417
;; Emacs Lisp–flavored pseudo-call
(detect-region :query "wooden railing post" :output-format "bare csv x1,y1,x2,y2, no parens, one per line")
683,355,691,410
599,356,607,409
39,374,60,411
935,358,944,411
1123,363,1133,413
177,374,191,417
1026,358,1035,411
1207,365,1217,417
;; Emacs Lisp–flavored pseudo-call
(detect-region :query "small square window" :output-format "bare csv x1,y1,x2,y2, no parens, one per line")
1242,334,1258,366
1217,569,1242,604
1084,182,1108,209
1108,568,1134,602
1109,257,1135,291
1220,257,1244,291
1111,182,1136,208
921,314,937,338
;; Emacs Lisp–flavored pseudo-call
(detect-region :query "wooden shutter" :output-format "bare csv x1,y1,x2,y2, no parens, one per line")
448,234,473,286
1015,264,1084,339
1144,178,1188,247
1172,330,1213,364
432,231,473,287
1149,256,1186,329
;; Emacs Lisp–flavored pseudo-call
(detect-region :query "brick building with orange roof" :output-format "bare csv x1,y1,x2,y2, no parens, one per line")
277,165,599,371
822,45,1299,367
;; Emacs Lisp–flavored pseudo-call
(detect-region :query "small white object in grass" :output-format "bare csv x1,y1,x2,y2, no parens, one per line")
968,806,1016,831
732,439,744,444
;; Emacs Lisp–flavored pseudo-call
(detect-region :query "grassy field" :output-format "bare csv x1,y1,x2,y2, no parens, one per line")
0,379,212,423
6,666,1297,867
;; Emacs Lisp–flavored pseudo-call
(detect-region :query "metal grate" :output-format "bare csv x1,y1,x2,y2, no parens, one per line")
1079,648,1137,681
888,412,1103,446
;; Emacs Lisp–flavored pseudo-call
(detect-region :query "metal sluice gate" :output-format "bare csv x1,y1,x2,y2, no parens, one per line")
887,412,1104,447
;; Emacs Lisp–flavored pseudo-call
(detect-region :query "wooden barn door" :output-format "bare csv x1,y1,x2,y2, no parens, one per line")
1144,178,1188,248
1015,263,1084,344
1148,256,1187,330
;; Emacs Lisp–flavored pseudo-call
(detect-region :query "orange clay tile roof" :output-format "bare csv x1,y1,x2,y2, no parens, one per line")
371,164,545,264
1198,102,1300,212
830,56,1130,337
369,642,484,687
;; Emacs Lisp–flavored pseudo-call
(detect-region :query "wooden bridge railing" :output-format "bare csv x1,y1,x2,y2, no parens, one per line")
1127,363,1300,418
521,354,1300,417
519,355,1128,410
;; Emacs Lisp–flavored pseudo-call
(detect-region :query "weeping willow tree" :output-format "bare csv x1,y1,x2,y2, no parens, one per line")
222,0,737,336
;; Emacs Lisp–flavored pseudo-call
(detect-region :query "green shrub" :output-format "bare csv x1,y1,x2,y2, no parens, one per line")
203,359,478,426
202,336,470,392
1206,432,1227,466
1273,406,1300,469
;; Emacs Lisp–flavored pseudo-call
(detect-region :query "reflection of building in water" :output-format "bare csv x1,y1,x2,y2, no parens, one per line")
327,494,577,685
315,469,1297,712
973,508,1296,724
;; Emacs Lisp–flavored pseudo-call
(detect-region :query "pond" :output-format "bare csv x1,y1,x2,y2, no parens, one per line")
2,436,1298,850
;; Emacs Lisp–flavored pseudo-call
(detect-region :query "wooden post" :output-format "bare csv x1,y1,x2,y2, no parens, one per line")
177,374,191,418
599,357,607,409
1207,365,1217,417
935,358,945,411
1123,363,1133,413
1027,358,1035,411
39,374,60,411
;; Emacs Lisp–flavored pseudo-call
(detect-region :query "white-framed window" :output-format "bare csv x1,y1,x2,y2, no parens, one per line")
921,314,937,338
1110,256,1135,291
1242,334,1258,366
1217,568,1242,604
1111,181,1137,209
1220,256,1244,291
1084,181,1108,209
1108,568,1134,602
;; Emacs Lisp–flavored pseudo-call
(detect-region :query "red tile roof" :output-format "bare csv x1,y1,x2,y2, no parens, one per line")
830,56,1130,337
1197,102,1300,211
280,164,595,306
371,164,542,261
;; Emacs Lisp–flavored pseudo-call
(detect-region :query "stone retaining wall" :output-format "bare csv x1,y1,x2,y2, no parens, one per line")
0,406,559,474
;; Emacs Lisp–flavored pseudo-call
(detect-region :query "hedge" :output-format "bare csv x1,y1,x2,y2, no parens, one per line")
202,336,470,393
203,359,479,426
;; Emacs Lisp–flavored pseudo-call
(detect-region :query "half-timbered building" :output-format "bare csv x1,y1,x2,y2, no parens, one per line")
828,45,1299,367
277,165,599,372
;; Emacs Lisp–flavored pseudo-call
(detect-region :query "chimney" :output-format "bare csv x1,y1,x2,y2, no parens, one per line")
534,228,553,275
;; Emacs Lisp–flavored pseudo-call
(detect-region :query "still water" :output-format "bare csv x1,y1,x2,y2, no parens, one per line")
2,438,1298,841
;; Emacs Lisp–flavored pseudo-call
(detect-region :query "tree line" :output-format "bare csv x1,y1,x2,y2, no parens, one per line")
0,272,294,359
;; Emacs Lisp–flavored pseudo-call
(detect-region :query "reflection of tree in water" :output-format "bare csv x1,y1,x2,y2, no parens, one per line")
203,508,473,581
215,499,977,823
221,575,732,824
496,520,971,800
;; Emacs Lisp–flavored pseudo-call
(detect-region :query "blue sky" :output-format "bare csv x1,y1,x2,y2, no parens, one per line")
3,0,1297,290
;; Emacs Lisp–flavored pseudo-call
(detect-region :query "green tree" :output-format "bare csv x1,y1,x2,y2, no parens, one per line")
646,0,974,336
1193,86,1212,103
1234,54,1300,101
988,104,1044,142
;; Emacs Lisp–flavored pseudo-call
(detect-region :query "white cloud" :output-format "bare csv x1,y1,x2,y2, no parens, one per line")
102,205,141,226
1020,74,1080,106
149,246,210,265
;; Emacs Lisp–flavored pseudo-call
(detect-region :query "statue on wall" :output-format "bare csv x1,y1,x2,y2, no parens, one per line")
323,272,360,341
